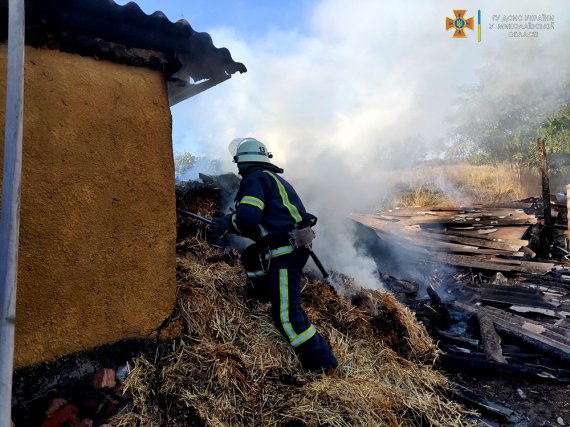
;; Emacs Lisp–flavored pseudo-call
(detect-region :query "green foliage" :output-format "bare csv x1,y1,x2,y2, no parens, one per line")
447,57,570,169
537,104,570,168
449,100,570,169
174,152,195,178
173,152,223,181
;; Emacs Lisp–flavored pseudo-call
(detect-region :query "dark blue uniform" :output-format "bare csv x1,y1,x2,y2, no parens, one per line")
229,166,337,372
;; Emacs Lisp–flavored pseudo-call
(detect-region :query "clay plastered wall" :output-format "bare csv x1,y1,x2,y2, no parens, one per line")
0,45,177,368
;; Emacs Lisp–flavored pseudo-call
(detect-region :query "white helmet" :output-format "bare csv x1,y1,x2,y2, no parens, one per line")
229,137,273,164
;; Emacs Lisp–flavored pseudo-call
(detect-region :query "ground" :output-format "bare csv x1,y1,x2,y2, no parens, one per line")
453,372,570,427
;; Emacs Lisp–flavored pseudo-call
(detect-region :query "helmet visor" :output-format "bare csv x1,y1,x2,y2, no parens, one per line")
228,138,244,158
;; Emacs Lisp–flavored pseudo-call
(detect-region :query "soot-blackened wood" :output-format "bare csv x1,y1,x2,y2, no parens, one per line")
433,328,479,349
538,137,552,228
478,315,507,363
567,183,570,249
446,382,521,424
426,285,450,320
430,253,555,274
455,302,570,363
441,353,570,382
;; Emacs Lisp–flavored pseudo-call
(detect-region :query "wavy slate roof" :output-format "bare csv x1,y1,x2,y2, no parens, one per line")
0,0,247,104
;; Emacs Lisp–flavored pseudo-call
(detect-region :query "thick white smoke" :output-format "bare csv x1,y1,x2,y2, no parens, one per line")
172,0,570,288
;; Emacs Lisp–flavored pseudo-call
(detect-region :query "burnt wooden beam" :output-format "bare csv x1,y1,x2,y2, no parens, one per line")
478,315,507,363
440,354,570,382
537,137,552,227
433,328,480,349
429,253,555,274
455,302,570,363
421,230,527,251
426,285,450,320
408,237,524,257
446,382,520,424
469,285,558,310
567,183,570,250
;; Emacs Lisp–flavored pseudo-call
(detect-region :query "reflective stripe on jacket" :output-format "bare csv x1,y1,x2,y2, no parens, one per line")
231,169,316,242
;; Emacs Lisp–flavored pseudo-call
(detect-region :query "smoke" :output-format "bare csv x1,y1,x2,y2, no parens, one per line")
171,0,570,288
175,156,222,182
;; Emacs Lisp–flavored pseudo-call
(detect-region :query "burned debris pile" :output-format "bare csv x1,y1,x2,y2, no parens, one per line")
353,198,570,423
11,341,152,427
352,200,568,274
112,177,473,426
175,172,240,244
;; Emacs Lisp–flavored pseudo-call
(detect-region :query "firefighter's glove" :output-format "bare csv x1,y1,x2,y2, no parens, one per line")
211,213,232,236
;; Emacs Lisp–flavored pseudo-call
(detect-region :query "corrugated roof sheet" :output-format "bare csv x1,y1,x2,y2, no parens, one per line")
0,0,246,102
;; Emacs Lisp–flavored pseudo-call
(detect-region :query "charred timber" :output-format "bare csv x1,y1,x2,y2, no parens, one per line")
478,315,507,363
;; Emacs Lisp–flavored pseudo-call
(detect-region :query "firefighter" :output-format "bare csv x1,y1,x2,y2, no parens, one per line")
212,137,338,373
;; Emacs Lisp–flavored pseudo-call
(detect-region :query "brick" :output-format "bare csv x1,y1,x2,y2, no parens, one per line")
45,398,69,418
41,404,80,427
92,368,116,389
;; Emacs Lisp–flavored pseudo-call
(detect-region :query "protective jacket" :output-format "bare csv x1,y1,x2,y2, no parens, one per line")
230,166,316,246
232,164,337,372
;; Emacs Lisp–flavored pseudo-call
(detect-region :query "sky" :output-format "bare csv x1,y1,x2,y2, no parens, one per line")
116,0,569,288
115,0,569,162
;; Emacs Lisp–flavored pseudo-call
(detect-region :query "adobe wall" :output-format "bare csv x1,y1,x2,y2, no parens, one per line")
0,45,177,368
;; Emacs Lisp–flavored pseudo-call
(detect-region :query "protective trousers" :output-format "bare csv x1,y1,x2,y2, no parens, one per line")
241,243,338,372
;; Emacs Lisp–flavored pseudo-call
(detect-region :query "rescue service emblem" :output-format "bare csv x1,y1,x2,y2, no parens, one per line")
446,10,474,38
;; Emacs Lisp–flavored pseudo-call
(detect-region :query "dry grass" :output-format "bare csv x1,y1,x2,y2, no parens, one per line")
443,163,535,203
379,162,543,209
114,238,475,426
392,186,447,208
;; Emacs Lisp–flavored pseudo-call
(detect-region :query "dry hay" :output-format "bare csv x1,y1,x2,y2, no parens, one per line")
115,238,474,426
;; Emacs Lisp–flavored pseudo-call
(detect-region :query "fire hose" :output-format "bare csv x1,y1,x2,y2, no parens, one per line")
177,208,213,225
177,208,329,279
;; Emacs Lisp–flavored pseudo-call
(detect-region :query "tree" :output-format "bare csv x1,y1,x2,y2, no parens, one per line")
173,152,223,182
173,152,195,180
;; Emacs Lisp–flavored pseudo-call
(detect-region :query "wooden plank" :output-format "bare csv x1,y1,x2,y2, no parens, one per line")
478,315,507,363
479,257,555,269
476,228,498,235
418,231,527,251
455,302,570,361
480,305,570,344
422,226,529,242
475,288,556,309
509,306,559,318
429,253,555,274
383,207,533,218
405,236,524,256
481,201,534,210
474,284,547,297
477,226,529,241
443,356,569,383
351,213,400,230
538,137,553,227
374,214,536,228
353,214,531,244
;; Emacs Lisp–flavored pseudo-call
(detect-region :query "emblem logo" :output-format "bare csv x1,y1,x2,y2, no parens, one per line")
446,10,474,38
